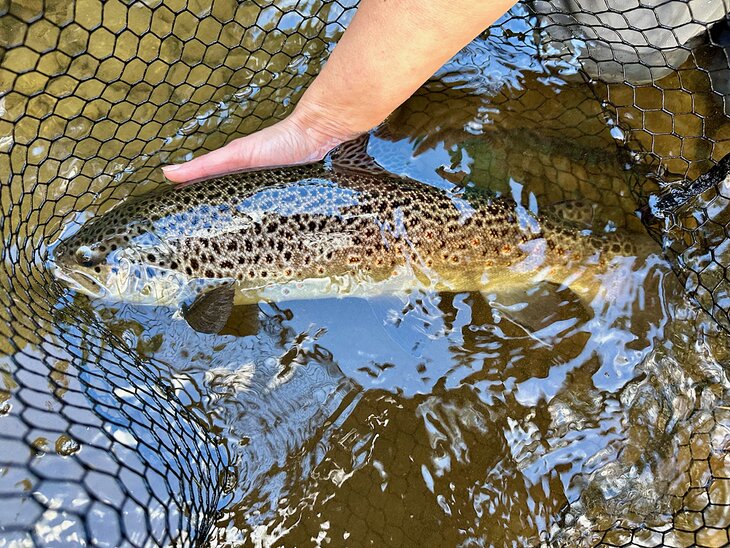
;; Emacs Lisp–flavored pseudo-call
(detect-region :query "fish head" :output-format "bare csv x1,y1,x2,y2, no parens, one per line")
53,205,187,305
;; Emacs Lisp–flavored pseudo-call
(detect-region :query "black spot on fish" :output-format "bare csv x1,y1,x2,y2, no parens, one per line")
190,258,199,269
147,253,156,262
204,269,215,278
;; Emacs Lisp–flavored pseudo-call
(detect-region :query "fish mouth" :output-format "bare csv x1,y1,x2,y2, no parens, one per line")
52,264,111,299
53,261,188,306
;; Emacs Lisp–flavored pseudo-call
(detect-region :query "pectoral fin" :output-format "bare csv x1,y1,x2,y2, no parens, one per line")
219,304,261,337
182,284,235,334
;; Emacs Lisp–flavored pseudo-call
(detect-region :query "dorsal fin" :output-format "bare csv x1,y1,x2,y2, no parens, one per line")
326,133,389,175
543,200,598,229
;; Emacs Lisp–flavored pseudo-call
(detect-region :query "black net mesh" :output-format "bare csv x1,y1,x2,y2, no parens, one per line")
0,0,728,546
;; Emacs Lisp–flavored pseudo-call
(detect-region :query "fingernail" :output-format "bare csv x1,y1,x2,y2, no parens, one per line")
162,164,182,174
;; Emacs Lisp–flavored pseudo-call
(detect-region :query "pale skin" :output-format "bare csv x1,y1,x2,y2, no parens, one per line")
162,0,517,184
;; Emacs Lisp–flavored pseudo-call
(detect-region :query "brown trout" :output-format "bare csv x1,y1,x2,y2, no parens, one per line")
52,161,649,333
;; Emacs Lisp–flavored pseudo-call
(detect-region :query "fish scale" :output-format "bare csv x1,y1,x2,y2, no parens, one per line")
52,163,647,311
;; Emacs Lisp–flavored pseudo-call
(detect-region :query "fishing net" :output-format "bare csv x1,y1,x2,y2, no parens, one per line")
0,0,728,546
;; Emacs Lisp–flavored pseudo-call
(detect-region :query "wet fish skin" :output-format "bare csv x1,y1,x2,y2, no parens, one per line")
52,163,643,308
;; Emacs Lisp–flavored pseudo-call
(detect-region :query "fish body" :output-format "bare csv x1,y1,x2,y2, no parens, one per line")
52,163,646,330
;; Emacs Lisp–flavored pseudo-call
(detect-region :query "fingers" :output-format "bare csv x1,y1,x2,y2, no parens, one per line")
161,120,335,184
161,141,244,183
162,125,278,183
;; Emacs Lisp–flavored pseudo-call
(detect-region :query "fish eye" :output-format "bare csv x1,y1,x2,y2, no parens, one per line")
75,246,99,268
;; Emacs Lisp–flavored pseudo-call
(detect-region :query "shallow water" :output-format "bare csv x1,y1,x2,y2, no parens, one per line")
61,198,730,546
70,250,686,546
2,1,730,546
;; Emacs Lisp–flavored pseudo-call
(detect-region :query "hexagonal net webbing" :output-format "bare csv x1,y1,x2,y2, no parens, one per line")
0,0,728,546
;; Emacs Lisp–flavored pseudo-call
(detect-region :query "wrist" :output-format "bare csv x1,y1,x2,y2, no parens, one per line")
288,95,372,150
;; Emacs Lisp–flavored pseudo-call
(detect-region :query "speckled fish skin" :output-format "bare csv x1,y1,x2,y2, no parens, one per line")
52,164,642,306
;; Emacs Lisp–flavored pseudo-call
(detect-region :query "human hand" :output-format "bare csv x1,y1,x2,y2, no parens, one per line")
162,0,514,184
161,104,359,184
